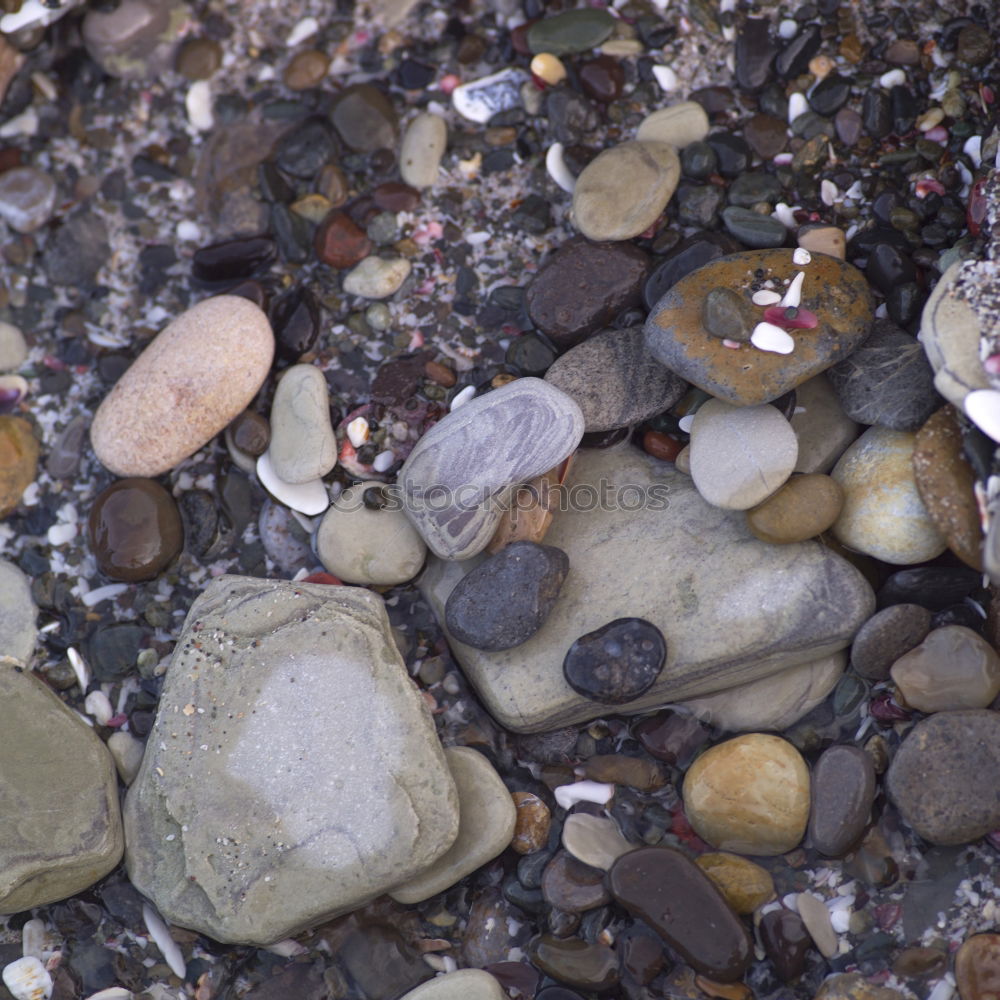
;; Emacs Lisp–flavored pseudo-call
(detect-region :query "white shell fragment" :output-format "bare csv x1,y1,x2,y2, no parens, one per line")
83,990,134,1000
142,904,186,981
85,689,114,726
450,384,476,411
781,271,805,309
255,452,329,516
20,920,47,961
67,646,90,691
751,322,796,355
965,389,1000,443
792,248,812,266
286,16,319,46
964,135,983,169
554,780,615,810
546,142,576,194
788,92,809,123
346,416,370,448
2,957,53,1000
752,289,783,306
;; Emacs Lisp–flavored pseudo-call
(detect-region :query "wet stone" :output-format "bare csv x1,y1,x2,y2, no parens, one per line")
0,167,56,233
721,207,787,249
526,9,615,56
878,566,982,611
809,73,851,116
529,936,619,992
228,410,270,458
511,792,551,855
955,935,1000,1000
191,234,276,284
270,286,321,363
635,101,711,149
445,541,568,650
808,745,876,857
728,172,783,209
734,18,775,91
578,56,624,102
0,560,35,664
680,141,718,178
331,84,398,152
761,908,812,982
563,618,666,705
609,846,752,981
579,753,668,791
702,287,753,342
694,852,775,914
851,604,932,681
81,0,185,80
743,114,787,159
561,814,632,871
399,112,447,189
176,36,222,79
507,334,557,376
179,489,221,559
634,710,710,767
283,48,329,90
746,473,843,544
0,415,38,518
540,852,610,913
707,133,750,177
315,210,373,269
274,117,337,178
43,213,110,286
643,234,738,310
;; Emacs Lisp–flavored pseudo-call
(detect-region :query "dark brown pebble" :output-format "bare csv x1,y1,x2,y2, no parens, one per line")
424,361,456,387
175,37,222,80
579,55,625,102
228,410,270,457
314,210,373,269
808,745,876,857
283,49,330,90
760,908,813,982
633,710,710,767
642,430,682,462
743,113,787,158
372,181,420,213
579,754,668,792
530,935,619,992
540,852,611,913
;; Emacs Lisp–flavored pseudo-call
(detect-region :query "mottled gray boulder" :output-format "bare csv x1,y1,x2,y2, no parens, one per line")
421,446,874,733
0,666,123,912
124,577,459,945
0,559,36,664
399,378,583,560
544,326,687,432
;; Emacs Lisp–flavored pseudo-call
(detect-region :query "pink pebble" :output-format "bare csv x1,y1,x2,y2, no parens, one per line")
440,73,460,95
985,354,1000,375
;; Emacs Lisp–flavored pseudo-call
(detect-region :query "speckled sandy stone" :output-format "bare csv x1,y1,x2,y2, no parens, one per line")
683,733,810,855
645,250,874,406
90,295,274,477
267,364,337,484
635,101,710,148
572,140,680,242
399,112,447,189
695,852,775,914
831,426,947,565
955,934,1000,1000
746,473,844,543
124,577,459,944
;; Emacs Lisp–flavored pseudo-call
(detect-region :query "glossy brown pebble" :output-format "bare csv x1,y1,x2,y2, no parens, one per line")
694,852,775,914
563,618,666,704
645,249,874,406
530,935,619,992
88,478,184,582
743,113,787,158
510,791,551,854
808,745,875,857
760,908,812,982
175,37,222,80
619,926,666,985
0,415,39,518
912,406,983,570
850,604,932,681
892,946,948,981
634,709,710,767
956,934,1000,1000
541,851,610,913
746,473,844,543
283,49,330,90
642,430,683,462
314,211,373,269
373,181,421,213
526,236,650,349
228,410,270,457
609,846,752,981
579,55,625,102
579,754,668,791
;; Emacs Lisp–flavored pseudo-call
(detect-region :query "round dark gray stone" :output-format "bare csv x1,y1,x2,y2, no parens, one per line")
851,603,933,681
563,618,666,704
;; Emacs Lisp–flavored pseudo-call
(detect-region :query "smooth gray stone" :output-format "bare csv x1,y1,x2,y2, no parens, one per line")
124,577,459,945
808,745,876,857
0,665,123,913
267,364,336,484
0,559,36,665
399,970,507,1000
399,378,584,560
420,446,874,733
544,326,687,432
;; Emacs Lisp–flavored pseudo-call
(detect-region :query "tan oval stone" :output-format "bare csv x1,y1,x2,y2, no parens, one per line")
746,474,844,543
90,296,274,477
682,733,810,856
956,933,1000,1000
797,225,846,260
694,852,775,914
635,101,710,148
573,140,680,242
0,416,39,518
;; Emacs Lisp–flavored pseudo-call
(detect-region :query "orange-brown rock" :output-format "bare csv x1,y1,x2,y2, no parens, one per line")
510,791,551,854
956,934,1000,1000
0,415,38,518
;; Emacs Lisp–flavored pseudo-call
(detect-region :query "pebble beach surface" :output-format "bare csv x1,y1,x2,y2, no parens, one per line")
1,1,1000,999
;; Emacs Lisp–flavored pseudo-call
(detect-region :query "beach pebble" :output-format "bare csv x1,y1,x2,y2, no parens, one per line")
510,791,551,855
444,540,568,650
398,970,506,1000
399,112,447,188
267,364,337,484
695,852,775,914
761,908,812,982
886,710,1000,845
81,0,186,79
255,451,329,517
314,481,426,585
563,617,666,704
399,378,583,560
314,211,372,269
90,295,274,477
88,478,184,583
107,731,145,786
530,936,618,992
746,473,843,543
0,416,38,517
526,8,615,55
0,666,123,912
562,813,632,871
789,374,860,474
891,626,1000,713
797,891,839,958
955,935,1000,1000
831,426,947,565
808,745,876,857
544,325,686,432
689,399,798,510
0,167,56,233
540,850,611,912
797,224,847,260
572,140,680,242
0,559,35,665
635,101,710,148
0,322,26,373
683,733,810,855
608,846,752,981
330,83,398,152
342,256,411,299
124,578,459,944
850,604,932,681
390,747,515,904
451,67,528,124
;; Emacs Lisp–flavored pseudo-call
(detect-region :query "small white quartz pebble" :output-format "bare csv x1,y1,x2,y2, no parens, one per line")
372,449,395,473
792,248,812,266
346,417,370,448
142,904,186,980
450,384,476,411
554,780,615,810
2,956,52,1000
965,389,1000,443
678,413,696,433
185,81,213,132
772,202,798,228
781,271,805,309
820,179,839,206
652,64,678,92
46,522,76,546
778,18,798,38
751,321,795,355
176,220,201,242
545,142,576,194
879,68,906,88
788,92,809,123
85,690,114,726
286,15,319,46
964,135,983,168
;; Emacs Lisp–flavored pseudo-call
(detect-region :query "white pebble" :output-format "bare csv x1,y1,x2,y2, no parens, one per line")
792,248,812,266
142,904,186,981
0,0,78,33
83,990,134,1000
85,690,114,726
545,142,576,194
879,68,906,88
46,521,77,546
20,920,46,961
67,646,90,691
263,939,307,958
772,152,794,166
346,416,370,448
286,15,319,46
778,18,799,38
820,179,839,206
175,220,201,242
926,978,956,1000
82,583,129,607
0,108,38,138
652,64,678,92
2,957,52,1000
256,452,329,516
772,202,798,228
788,92,809,123
372,449,395,473
752,289,783,306
751,321,795,355
829,907,852,933
185,81,213,132
450,385,476,411
781,271,805,309
554,780,615,810
678,413,696,433
963,135,983,168
965,389,1000,443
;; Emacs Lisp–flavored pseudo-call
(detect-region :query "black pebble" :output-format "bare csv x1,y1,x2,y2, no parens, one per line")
563,618,666,704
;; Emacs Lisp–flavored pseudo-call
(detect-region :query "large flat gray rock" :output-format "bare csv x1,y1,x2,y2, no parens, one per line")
421,446,874,733
124,577,459,945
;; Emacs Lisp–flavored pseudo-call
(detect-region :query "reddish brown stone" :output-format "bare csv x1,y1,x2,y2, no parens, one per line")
372,181,420,213
643,430,682,462
956,936,1000,1000
424,360,456,387
510,791,550,854
314,210,373,269
0,415,38,518
579,55,625,102
743,113,787,159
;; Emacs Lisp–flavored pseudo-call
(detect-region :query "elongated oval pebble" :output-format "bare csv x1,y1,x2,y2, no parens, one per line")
751,321,795,354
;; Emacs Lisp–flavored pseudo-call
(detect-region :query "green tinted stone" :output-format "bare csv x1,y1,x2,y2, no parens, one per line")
721,207,787,248
527,9,616,55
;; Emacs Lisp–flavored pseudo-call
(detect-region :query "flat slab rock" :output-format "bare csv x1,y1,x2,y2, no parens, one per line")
0,665,123,913
123,576,459,945
644,249,873,406
420,446,874,733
